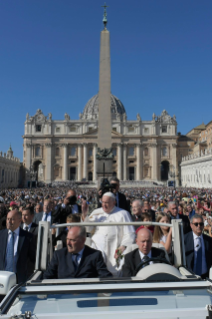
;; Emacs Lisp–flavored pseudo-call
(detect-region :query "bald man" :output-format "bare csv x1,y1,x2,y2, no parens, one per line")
83,192,135,276
122,228,166,277
0,210,36,283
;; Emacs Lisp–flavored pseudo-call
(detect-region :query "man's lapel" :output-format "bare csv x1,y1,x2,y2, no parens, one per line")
67,251,76,274
203,234,210,269
76,246,88,273
2,229,9,262
134,249,141,267
17,228,25,262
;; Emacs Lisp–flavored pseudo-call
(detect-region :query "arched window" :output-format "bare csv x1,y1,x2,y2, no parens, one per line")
35,145,41,157
56,147,60,156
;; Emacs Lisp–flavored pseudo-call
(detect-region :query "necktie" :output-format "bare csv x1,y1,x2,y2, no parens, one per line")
141,255,150,268
25,226,29,232
72,253,79,271
5,232,15,272
44,213,48,221
194,237,202,276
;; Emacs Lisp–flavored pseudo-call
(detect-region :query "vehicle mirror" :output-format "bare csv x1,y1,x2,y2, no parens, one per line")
0,272,16,296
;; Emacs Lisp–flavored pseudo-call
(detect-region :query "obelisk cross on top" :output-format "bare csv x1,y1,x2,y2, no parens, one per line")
102,3,109,30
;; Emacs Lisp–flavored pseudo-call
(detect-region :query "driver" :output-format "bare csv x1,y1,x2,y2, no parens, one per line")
122,228,166,277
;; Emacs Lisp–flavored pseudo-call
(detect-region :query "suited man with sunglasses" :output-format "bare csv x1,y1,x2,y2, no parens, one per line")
184,214,212,279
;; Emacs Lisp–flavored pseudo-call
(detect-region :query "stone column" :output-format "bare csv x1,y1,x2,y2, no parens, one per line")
83,144,88,180
93,144,97,181
123,144,127,180
151,143,158,181
26,143,31,170
118,144,122,180
45,143,52,183
78,144,82,181
63,144,68,181
136,144,141,180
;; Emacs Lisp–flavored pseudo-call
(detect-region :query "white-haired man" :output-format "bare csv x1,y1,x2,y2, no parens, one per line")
83,192,135,275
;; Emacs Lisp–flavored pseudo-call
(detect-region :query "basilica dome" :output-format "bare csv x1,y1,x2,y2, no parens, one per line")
81,93,126,120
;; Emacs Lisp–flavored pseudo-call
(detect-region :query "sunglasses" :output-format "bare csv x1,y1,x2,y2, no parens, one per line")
192,222,204,227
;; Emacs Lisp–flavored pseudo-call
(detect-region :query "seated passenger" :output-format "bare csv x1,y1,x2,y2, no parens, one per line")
122,228,166,277
43,226,112,279
153,213,172,254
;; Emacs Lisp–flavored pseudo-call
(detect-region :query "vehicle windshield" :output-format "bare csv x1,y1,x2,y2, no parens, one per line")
7,288,212,315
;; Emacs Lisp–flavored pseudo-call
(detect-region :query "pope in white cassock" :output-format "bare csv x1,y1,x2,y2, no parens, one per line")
83,192,135,275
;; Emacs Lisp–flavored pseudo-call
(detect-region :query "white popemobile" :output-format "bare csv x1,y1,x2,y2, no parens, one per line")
0,220,212,319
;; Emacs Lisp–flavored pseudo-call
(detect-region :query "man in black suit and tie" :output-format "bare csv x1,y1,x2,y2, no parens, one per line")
21,207,38,277
21,207,38,238
43,226,112,279
122,228,166,277
184,214,212,279
168,201,191,234
0,210,36,283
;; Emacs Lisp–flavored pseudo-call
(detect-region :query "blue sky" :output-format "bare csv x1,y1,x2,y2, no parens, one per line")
0,0,212,160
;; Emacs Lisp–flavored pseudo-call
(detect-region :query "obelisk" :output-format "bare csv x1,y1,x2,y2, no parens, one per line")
96,3,113,179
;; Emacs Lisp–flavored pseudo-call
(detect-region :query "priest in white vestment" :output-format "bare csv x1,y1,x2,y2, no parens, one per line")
82,192,135,275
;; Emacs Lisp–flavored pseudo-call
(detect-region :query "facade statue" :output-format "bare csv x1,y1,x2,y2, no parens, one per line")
136,113,141,121
152,113,156,121
64,113,70,120
26,113,29,120
48,113,52,120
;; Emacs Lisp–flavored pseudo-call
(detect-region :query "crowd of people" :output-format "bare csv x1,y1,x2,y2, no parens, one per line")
0,177,212,282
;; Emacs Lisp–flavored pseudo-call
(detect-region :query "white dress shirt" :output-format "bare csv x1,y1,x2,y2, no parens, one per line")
23,222,32,231
138,250,153,265
71,247,85,266
193,232,207,275
42,212,52,222
6,227,20,273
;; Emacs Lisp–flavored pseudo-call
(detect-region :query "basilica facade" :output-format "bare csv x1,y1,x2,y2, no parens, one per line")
23,100,178,185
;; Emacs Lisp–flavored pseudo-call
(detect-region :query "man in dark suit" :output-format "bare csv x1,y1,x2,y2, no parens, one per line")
122,228,166,277
0,210,36,283
110,177,130,212
33,199,54,225
21,207,38,277
52,190,81,224
168,201,191,234
184,214,212,279
21,207,38,238
43,226,112,279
